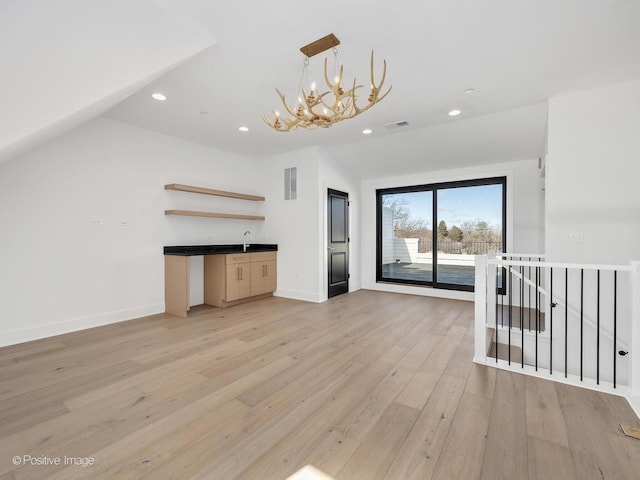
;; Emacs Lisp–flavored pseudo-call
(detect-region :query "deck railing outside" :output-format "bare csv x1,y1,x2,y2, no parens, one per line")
417,239,502,255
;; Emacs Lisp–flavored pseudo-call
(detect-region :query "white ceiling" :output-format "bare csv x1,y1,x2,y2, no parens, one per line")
5,1,640,176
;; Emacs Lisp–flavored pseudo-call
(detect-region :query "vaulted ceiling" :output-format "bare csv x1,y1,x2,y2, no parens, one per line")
3,1,640,176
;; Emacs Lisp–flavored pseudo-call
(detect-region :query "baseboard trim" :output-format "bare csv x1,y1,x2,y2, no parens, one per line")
627,395,640,420
0,303,165,347
363,282,474,302
274,289,324,303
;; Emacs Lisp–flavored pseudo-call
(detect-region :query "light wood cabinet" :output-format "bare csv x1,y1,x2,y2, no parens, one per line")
250,252,277,296
224,254,251,301
204,252,277,308
164,256,190,317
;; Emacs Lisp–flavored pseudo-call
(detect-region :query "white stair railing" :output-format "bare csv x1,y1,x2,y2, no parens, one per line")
475,253,640,416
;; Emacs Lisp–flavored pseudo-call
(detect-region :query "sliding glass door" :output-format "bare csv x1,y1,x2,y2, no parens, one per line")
379,190,433,283
377,177,505,291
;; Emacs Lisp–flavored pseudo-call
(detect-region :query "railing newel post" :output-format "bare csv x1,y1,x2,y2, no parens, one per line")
474,254,489,363
630,261,640,398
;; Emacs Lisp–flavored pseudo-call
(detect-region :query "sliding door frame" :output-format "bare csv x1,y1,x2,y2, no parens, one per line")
376,176,507,292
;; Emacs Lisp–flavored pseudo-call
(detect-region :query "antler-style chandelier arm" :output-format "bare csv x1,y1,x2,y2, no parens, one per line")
350,51,392,116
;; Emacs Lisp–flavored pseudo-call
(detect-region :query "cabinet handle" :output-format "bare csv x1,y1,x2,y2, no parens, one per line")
263,264,267,277
237,267,241,281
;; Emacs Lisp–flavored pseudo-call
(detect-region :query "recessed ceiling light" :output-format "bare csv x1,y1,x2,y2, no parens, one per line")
362,129,373,135
151,93,167,101
238,126,249,132
448,109,461,116
464,88,475,94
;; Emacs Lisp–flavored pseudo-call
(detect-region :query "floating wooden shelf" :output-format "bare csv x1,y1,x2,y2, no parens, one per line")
164,184,265,202
165,210,265,221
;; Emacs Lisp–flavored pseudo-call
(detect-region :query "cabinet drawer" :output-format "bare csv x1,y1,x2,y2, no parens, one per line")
226,253,251,265
250,251,276,262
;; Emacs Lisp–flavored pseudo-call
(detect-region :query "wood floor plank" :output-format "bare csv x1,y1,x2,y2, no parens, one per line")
524,375,570,447
527,436,576,480
431,392,493,480
480,371,529,480
336,402,420,480
298,429,361,478
188,361,368,480
333,366,414,442
395,324,466,410
0,290,636,480
555,382,632,479
64,338,250,410
605,432,640,480
384,374,467,480
464,363,497,399
236,343,364,408
236,354,401,479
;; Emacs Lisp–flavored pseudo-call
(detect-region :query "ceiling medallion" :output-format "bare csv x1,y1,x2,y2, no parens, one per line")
263,33,391,132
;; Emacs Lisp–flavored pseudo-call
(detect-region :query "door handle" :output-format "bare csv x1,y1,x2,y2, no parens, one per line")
328,246,334,251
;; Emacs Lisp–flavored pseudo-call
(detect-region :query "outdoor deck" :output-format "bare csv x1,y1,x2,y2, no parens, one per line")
381,262,476,286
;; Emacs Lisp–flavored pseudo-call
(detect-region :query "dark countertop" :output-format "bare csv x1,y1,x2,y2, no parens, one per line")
164,244,278,256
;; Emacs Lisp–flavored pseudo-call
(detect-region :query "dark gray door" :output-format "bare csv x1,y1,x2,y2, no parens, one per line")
328,189,349,298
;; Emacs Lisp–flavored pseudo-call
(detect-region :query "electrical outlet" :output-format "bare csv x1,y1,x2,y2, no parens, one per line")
565,231,583,242
119,220,129,227
91,219,103,225
206,234,215,241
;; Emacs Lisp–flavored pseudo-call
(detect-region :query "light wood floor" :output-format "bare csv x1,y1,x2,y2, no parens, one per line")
0,290,638,479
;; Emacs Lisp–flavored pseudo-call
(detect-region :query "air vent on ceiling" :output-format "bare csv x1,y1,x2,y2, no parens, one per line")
384,120,410,130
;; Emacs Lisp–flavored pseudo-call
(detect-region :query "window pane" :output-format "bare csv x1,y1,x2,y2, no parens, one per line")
435,183,504,287
380,191,433,283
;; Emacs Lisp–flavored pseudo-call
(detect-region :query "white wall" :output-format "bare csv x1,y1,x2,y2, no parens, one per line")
546,78,640,265
360,158,543,301
258,147,361,303
545,79,640,395
0,117,263,346
259,148,322,302
0,0,215,163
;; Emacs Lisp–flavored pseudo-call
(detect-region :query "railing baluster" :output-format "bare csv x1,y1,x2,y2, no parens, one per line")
520,262,524,333
528,264,532,331
565,268,568,378
597,270,600,385
535,265,539,371
580,269,584,382
614,270,617,388
550,267,553,375
508,265,512,365
495,265,499,364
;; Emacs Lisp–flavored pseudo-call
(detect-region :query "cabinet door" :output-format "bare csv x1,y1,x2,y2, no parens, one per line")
251,260,277,296
226,263,251,301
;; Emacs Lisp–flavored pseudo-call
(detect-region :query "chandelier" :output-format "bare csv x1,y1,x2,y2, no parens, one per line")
262,33,391,132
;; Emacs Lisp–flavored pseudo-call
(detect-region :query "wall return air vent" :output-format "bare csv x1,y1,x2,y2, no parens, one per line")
284,167,297,200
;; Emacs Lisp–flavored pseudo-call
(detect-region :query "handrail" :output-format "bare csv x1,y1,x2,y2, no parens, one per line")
489,257,632,272
495,252,546,259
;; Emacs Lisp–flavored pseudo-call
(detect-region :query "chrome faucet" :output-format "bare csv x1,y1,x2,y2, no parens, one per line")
243,230,251,252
